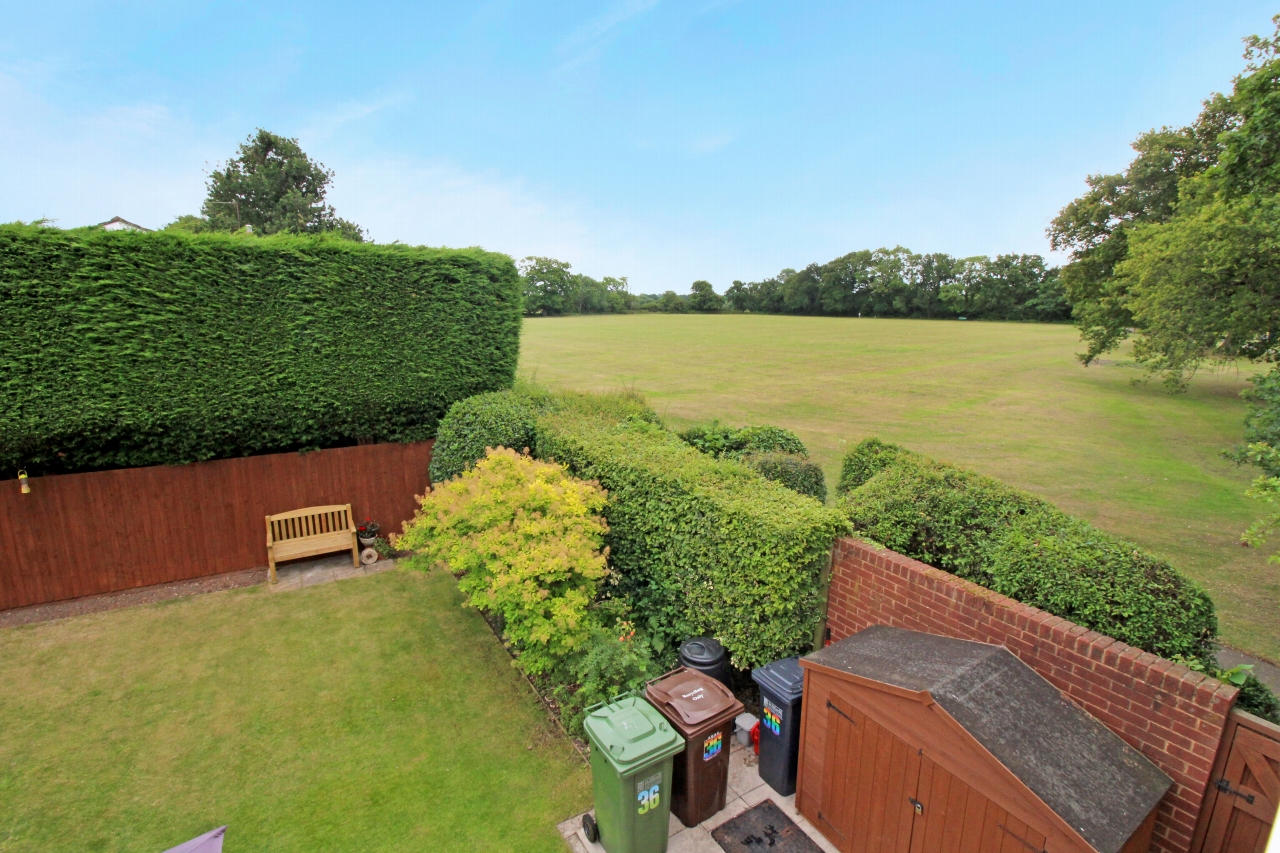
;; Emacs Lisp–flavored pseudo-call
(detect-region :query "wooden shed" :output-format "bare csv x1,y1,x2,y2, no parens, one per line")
796,626,1172,853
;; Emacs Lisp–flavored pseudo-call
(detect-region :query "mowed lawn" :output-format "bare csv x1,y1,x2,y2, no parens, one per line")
521,314,1279,662
0,568,590,853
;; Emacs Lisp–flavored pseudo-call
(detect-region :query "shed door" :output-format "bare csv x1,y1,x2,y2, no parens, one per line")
909,756,1047,853
818,693,920,853
816,691,1048,853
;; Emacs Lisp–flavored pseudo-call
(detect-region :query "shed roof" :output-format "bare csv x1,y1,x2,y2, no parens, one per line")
803,626,1172,853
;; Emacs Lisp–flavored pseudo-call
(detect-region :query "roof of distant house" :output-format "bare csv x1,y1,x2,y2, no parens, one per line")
96,216,152,232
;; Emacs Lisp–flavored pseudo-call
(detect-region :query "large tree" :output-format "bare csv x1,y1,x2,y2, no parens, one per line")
172,129,363,240
1046,22,1280,379
688,280,723,312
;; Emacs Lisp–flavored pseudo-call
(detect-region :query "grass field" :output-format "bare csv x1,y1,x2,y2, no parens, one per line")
0,568,590,853
520,314,1279,663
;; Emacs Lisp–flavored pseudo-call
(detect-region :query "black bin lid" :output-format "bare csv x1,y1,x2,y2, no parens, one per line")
751,657,804,702
679,637,726,666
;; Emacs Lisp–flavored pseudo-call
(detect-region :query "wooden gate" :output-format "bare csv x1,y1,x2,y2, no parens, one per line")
1193,710,1280,853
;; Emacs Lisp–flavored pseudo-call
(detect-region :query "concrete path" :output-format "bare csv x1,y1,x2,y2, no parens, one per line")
267,551,396,590
557,737,838,853
1215,645,1280,694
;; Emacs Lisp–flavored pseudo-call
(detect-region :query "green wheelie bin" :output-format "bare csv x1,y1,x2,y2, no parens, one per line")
582,693,684,853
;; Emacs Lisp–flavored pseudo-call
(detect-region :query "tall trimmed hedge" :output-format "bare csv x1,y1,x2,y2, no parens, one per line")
836,438,1218,664
0,225,522,474
537,411,848,668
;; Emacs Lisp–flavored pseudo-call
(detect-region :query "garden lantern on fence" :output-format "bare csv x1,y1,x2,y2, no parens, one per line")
18,470,29,494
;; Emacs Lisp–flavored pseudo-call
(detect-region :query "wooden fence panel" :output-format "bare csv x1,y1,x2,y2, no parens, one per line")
0,441,433,611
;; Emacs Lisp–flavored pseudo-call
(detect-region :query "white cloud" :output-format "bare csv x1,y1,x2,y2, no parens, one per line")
299,94,408,142
560,0,661,51
0,68,803,292
555,0,661,72
0,71,216,228
325,154,767,292
690,131,734,154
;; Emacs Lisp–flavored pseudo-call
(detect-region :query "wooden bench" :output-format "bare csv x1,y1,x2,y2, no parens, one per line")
265,504,359,584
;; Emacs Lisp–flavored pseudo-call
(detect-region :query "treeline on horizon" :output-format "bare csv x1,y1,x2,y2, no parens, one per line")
521,248,1070,322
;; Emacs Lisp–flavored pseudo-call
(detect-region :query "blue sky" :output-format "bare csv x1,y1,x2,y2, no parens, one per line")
1,2,1273,292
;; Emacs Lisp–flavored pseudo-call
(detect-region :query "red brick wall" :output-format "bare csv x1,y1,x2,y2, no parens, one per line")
825,537,1238,853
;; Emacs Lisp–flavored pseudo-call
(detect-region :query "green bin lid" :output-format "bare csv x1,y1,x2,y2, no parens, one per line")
583,694,684,775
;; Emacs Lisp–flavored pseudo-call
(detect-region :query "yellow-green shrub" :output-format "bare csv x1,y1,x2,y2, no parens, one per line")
397,447,609,675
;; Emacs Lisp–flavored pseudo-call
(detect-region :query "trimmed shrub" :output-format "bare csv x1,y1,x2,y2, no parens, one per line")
537,412,848,668
0,224,522,474
835,436,922,493
840,457,1043,579
428,389,545,483
397,448,609,676
428,385,658,484
987,514,1217,663
679,422,807,459
745,452,827,502
837,439,1219,664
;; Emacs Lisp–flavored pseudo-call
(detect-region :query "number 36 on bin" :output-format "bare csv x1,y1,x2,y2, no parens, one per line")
636,776,661,815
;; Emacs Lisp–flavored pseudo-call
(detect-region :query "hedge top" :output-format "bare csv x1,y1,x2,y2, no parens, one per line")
0,224,522,474
536,407,849,668
837,437,1218,664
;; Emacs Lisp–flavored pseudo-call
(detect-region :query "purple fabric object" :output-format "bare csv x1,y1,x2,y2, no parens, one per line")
162,826,226,853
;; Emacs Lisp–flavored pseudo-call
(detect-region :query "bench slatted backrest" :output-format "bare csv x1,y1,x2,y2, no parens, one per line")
269,505,353,544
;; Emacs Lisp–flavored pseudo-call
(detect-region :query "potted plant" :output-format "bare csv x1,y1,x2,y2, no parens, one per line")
357,519,380,547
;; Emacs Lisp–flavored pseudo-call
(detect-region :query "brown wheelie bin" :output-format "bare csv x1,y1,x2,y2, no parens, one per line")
645,667,744,827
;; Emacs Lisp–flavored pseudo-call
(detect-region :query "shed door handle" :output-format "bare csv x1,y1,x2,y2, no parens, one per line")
909,797,923,815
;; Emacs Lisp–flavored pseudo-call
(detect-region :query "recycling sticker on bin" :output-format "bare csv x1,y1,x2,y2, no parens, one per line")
763,698,783,736
636,772,662,815
702,731,723,761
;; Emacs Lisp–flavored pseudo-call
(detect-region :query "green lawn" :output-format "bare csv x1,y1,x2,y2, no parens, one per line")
0,568,590,853
520,314,1280,662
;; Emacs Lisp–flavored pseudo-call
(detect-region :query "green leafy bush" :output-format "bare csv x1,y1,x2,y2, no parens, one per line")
428,389,546,483
988,514,1217,663
745,453,827,502
537,411,848,668
837,438,1219,665
835,436,921,493
396,448,609,676
0,224,522,474
1235,673,1280,723
428,385,658,484
679,422,807,459
553,624,656,734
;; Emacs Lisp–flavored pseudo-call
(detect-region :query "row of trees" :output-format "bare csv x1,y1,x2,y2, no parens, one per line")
523,252,1067,321
723,249,1068,321
519,257,635,315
